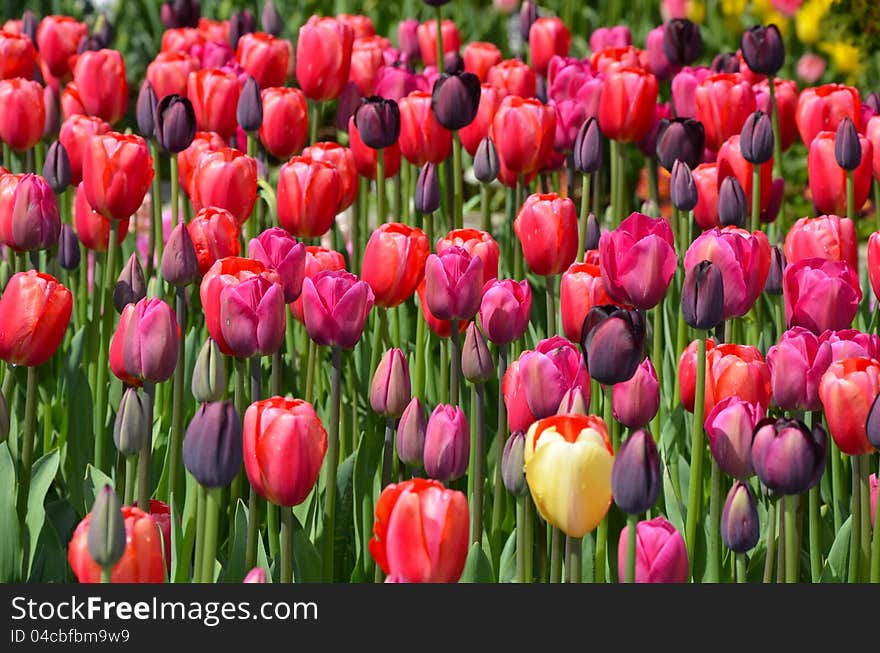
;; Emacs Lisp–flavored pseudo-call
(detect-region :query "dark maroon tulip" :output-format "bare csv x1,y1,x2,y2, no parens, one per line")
229,9,256,50
670,159,698,211
721,481,759,553
113,253,147,313
834,117,861,171
612,429,661,514
354,96,401,149
162,222,200,287
656,117,705,171
237,76,263,133
474,136,499,183
136,80,158,139
574,117,602,174
740,111,774,165
432,72,481,131
717,176,747,228
183,401,243,488
415,163,441,214
580,306,647,386
155,94,196,153
740,24,784,76
161,0,201,29
335,81,362,133
711,52,740,73
751,417,827,495
58,224,81,271
764,245,785,294
584,213,600,251
681,260,724,331
43,140,71,194
663,19,702,66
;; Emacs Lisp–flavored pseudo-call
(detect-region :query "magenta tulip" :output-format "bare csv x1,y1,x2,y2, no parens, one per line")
515,335,590,421
478,278,532,345
617,516,688,583
247,227,307,303
613,358,660,429
423,404,470,482
783,258,861,335
704,396,764,479
766,327,829,412
301,270,374,348
219,275,286,358
109,297,180,387
423,246,483,322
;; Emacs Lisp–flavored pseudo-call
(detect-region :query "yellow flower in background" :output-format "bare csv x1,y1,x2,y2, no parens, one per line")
819,41,862,81
721,0,748,16
688,0,706,24
796,0,833,44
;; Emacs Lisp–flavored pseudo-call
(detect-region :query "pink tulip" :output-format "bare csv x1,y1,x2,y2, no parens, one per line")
109,297,180,387
704,396,764,479
478,279,532,345
671,66,711,119
423,404,470,482
612,358,659,429
645,26,679,81
243,568,267,583
784,258,861,335
247,227,307,303
617,517,688,583
0,173,60,252
423,247,483,322
370,348,411,419
512,335,590,422
766,327,830,412
820,329,880,363
797,53,826,84
599,212,676,310
373,65,429,101
783,215,857,273
589,26,632,53
301,270,374,348
219,275,286,358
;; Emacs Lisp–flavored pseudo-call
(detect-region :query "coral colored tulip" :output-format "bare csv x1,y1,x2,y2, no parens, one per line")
398,90,451,166
424,404,470,481
617,517,688,583
417,19,460,68
704,396,764,479
459,83,506,157
529,17,571,77
361,222,429,308
599,212,676,310
524,414,614,538
0,30,36,80
187,207,241,276
243,397,328,506
236,32,290,89
486,59,536,99
190,147,258,226
178,131,226,199
692,162,720,230
301,270,374,348
424,247,483,321
598,66,659,143
754,78,798,151
247,227,306,303
0,78,44,151
369,478,469,583
147,51,200,101
679,339,771,415
59,114,111,186
296,16,354,102
436,228,500,286
0,173,60,252
766,327,829,413
514,192,577,276
478,278,532,345
684,226,770,319
751,417,828,495
302,142,358,213
72,49,128,125
560,261,620,343
784,258,861,335
289,246,346,324
60,83,86,121
73,181,128,252
349,35,389,97
347,114,402,180
591,46,642,75
694,73,756,151
276,156,341,239
37,15,88,79
109,297,180,386
0,270,72,368
784,214,857,272
716,134,773,213
187,68,241,139
160,27,206,56
796,83,861,148
463,42,502,82
258,86,308,159
68,504,165,583
819,357,880,456
613,358,660,429
807,129,873,216
82,132,154,222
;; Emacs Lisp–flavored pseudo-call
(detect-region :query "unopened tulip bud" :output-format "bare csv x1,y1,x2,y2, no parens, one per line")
717,176,747,228
77,36,104,54
183,401,243,488
161,223,200,287
335,81,362,133
58,224,81,271
663,19,702,66
397,397,427,467
740,111,774,165
834,117,861,171
21,10,37,44
474,136,499,183
43,141,71,194
87,485,126,569
261,0,282,37
502,430,528,496
424,404,470,481
192,338,227,403
443,51,464,75
740,24,784,76
581,306,647,386
113,253,146,314
764,245,785,294
156,94,196,153
613,358,660,429
584,213,600,251
461,322,494,383
229,9,256,50
43,87,61,140
711,52,740,73
612,429,661,514
244,567,268,583
670,159,698,211
751,417,828,495
354,96,401,149
114,386,150,457
0,389,9,443
656,117,705,171
415,162,441,214
573,117,602,174
95,13,114,48
237,76,263,133
557,387,589,416
866,392,880,450
720,481,759,553
370,348,412,418
137,80,158,139
681,260,724,331
519,1,538,42
432,72,481,131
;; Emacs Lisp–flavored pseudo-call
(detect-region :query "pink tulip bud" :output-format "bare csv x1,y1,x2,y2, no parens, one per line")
478,278,531,345
0,173,60,252
109,297,180,386
617,516,688,583
424,247,483,321
556,386,589,416
704,396,764,479
423,404,470,482
219,275,286,358
612,358,659,429
301,270,375,348
461,322,494,383
248,227,307,303
370,348,411,418
243,567,267,583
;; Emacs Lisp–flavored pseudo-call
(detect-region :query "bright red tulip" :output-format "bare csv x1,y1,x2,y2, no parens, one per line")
301,270,374,349
187,68,241,139
819,357,880,456
436,228,500,286
597,66,658,143
487,59,536,98
754,77,798,151
784,214,858,272
458,83,506,156
349,35,390,97
679,339,771,415
0,270,72,368
190,147,257,226
276,156,341,239
784,258,861,335
479,278,532,345
694,73,756,151
514,192,578,276
716,134,773,213
258,86,308,159
529,17,571,77
361,222,430,308
109,297,180,386
60,82,86,121
348,115,402,180
59,114,111,186
463,42,502,82
178,130,226,199
807,129,873,216
796,83,861,147
369,478,469,583
37,15,88,79
0,30,36,80
692,162,721,230
188,207,241,275
398,90,452,166
417,19,460,68
296,16,354,102
301,142,358,213
82,132,154,221
146,51,200,101
236,32,291,89
591,46,642,75
491,96,556,176
0,78,45,151
289,246,346,324
73,181,129,252
560,261,621,342
72,49,128,125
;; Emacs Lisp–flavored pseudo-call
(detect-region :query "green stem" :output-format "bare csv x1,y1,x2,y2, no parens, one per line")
736,553,747,583
767,76,783,180
650,303,663,439
270,349,282,397
625,514,638,583
550,527,564,583
609,139,619,225
435,5,444,74
762,498,777,583
685,334,707,580
267,501,279,559
449,320,461,406
859,454,871,581
148,141,162,282
138,382,155,511
100,566,112,583
471,383,486,546
617,139,627,219
807,411,822,582
785,494,800,583
848,455,861,583
776,499,786,583
750,165,761,232
846,170,855,220
381,418,395,490
245,486,259,571
201,487,220,583
516,496,526,582
579,173,592,261
871,460,880,581
490,345,508,574
309,101,320,145
94,220,120,473
546,276,557,336
453,132,463,230
481,184,491,235
565,536,581,583
304,340,317,404
413,309,426,398
167,286,186,509
321,347,342,582
401,160,411,226
523,496,534,583
376,148,386,224
193,484,205,582
124,456,137,506
16,365,38,526
280,505,294,583
831,440,844,533
707,459,722,582
646,157,659,211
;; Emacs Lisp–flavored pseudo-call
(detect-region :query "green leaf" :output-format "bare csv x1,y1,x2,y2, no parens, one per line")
821,515,850,583
0,444,21,582
293,514,322,583
497,531,517,583
24,449,60,577
460,543,494,583
82,464,114,516
352,418,383,576
220,498,249,583
332,452,356,582
171,493,197,583
62,364,94,515
257,178,278,218
28,499,77,582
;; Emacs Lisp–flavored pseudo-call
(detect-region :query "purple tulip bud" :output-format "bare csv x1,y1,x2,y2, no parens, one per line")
244,567,268,583
613,358,660,429
229,9,256,50
431,72,481,131
21,10,37,45
443,51,464,75
681,259,724,331
834,117,861,171
519,1,538,42
751,417,827,495
261,0,282,37
415,162,441,214
43,140,71,194
161,0,201,29
77,36,104,54
461,322,494,383
866,392,880,450
192,338,226,403
397,397,427,467
663,19,703,66
57,225,81,274
740,111,774,165
740,24,784,76
584,213,600,251
573,117,602,174
717,176,747,228
94,13,114,49
114,253,147,314
502,430,528,496
581,306,647,386
219,275,286,358
137,80,158,139
248,228,307,303
764,245,785,295
474,136,500,183
556,387,589,416
42,86,61,139
424,404,470,481
8,173,60,252
183,401,243,488
424,246,483,321
156,94,197,153
612,429,661,514
87,485,126,569
370,348,412,418
237,76,263,133
721,481,759,553
354,96,401,149
711,52,740,73
161,223,200,287
335,81,363,133
705,396,763,479
656,117,705,171
0,388,8,443
114,386,151,457
423,0,453,6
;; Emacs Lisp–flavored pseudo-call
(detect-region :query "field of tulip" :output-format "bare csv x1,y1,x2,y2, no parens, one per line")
1,0,880,587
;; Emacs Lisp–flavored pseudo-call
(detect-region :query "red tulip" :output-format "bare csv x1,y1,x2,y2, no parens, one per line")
398,90,452,166
0,173,60,252
591,46,643,75
436,228,500,286
296,16,354,102
73,181,129,252
0,30,36,80
417,19,460,68
197,18,230,43
258,86,308,159
349,35,390,97
82,132,154,221
784,214,858,272
0,78,45,151
243,397,328,506
67,504,165,583
336,13,374,40
597,66,659,143
487,59,536,98
458,83,506,156
361,222,430,308
754,77,798,151
109,297,180,386
807,129,873,216
692,162,721,230
716,134,773,213
236,32,291,89
514,192,577,276
276,155,341,239
560,261,621,342
529,17,571,77
694,73,756,151
867,115,880,180
187,68,241,139
599,212,676,310
36,15,88,79
60,82,86,121
301,142,359,213
796,83,861,147
187,206,241,275
819,357,880,456
289,246,346,324
679,339,771,415
161,27,206,56
146,51,200,101
178,130,226,199
463,42,502,82
72,49,128,125
784,258,861,335
479,278,532,345
301,270,374,348
0,270,72,368
348,114,402,180
58,114,111,186
491,96,556,175
190,147,257,226
369,478,469,583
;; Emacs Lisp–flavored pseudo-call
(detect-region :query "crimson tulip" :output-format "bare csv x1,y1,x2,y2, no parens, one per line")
82,132,154,221
349,35,389,97
807,129,872,216
784,214,858,272
869,232,880,302
0,78,44,151
73,181,129,252
694,73,755,151
276,155,341,239
0,30,36,80
754,77,798,151
188,206,241,276
58,114,111,186
417,19,460,68
679,339,771,415
187,68,241,139
361,222,429,308
236,32,290,89
301,142,359,213
37,15,88,79
0,270,72,368
295,16,354,102
514,192,577,276
72,49,128,125
598,66,659,143
258,86,308,159
178,130,226,199
398,90,451,166
190,147,257,226
529,17,571,77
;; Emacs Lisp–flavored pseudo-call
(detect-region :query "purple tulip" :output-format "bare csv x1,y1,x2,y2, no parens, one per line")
397,397,427,467
423,404,470,481
751,417,828,495
301,270,375,349
397,19,421,63
110,297,180,386
478,278,531,345
424,246,483,321
370,348,412,418
766,327,829,412
704,396,764,479
783,258,861,335
248,227,307,303
219,275,286,358
3,173,60,252
613,358,660,429
183,401,243,488
721,481,759,553
161,222,200,287
612,429,661,514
